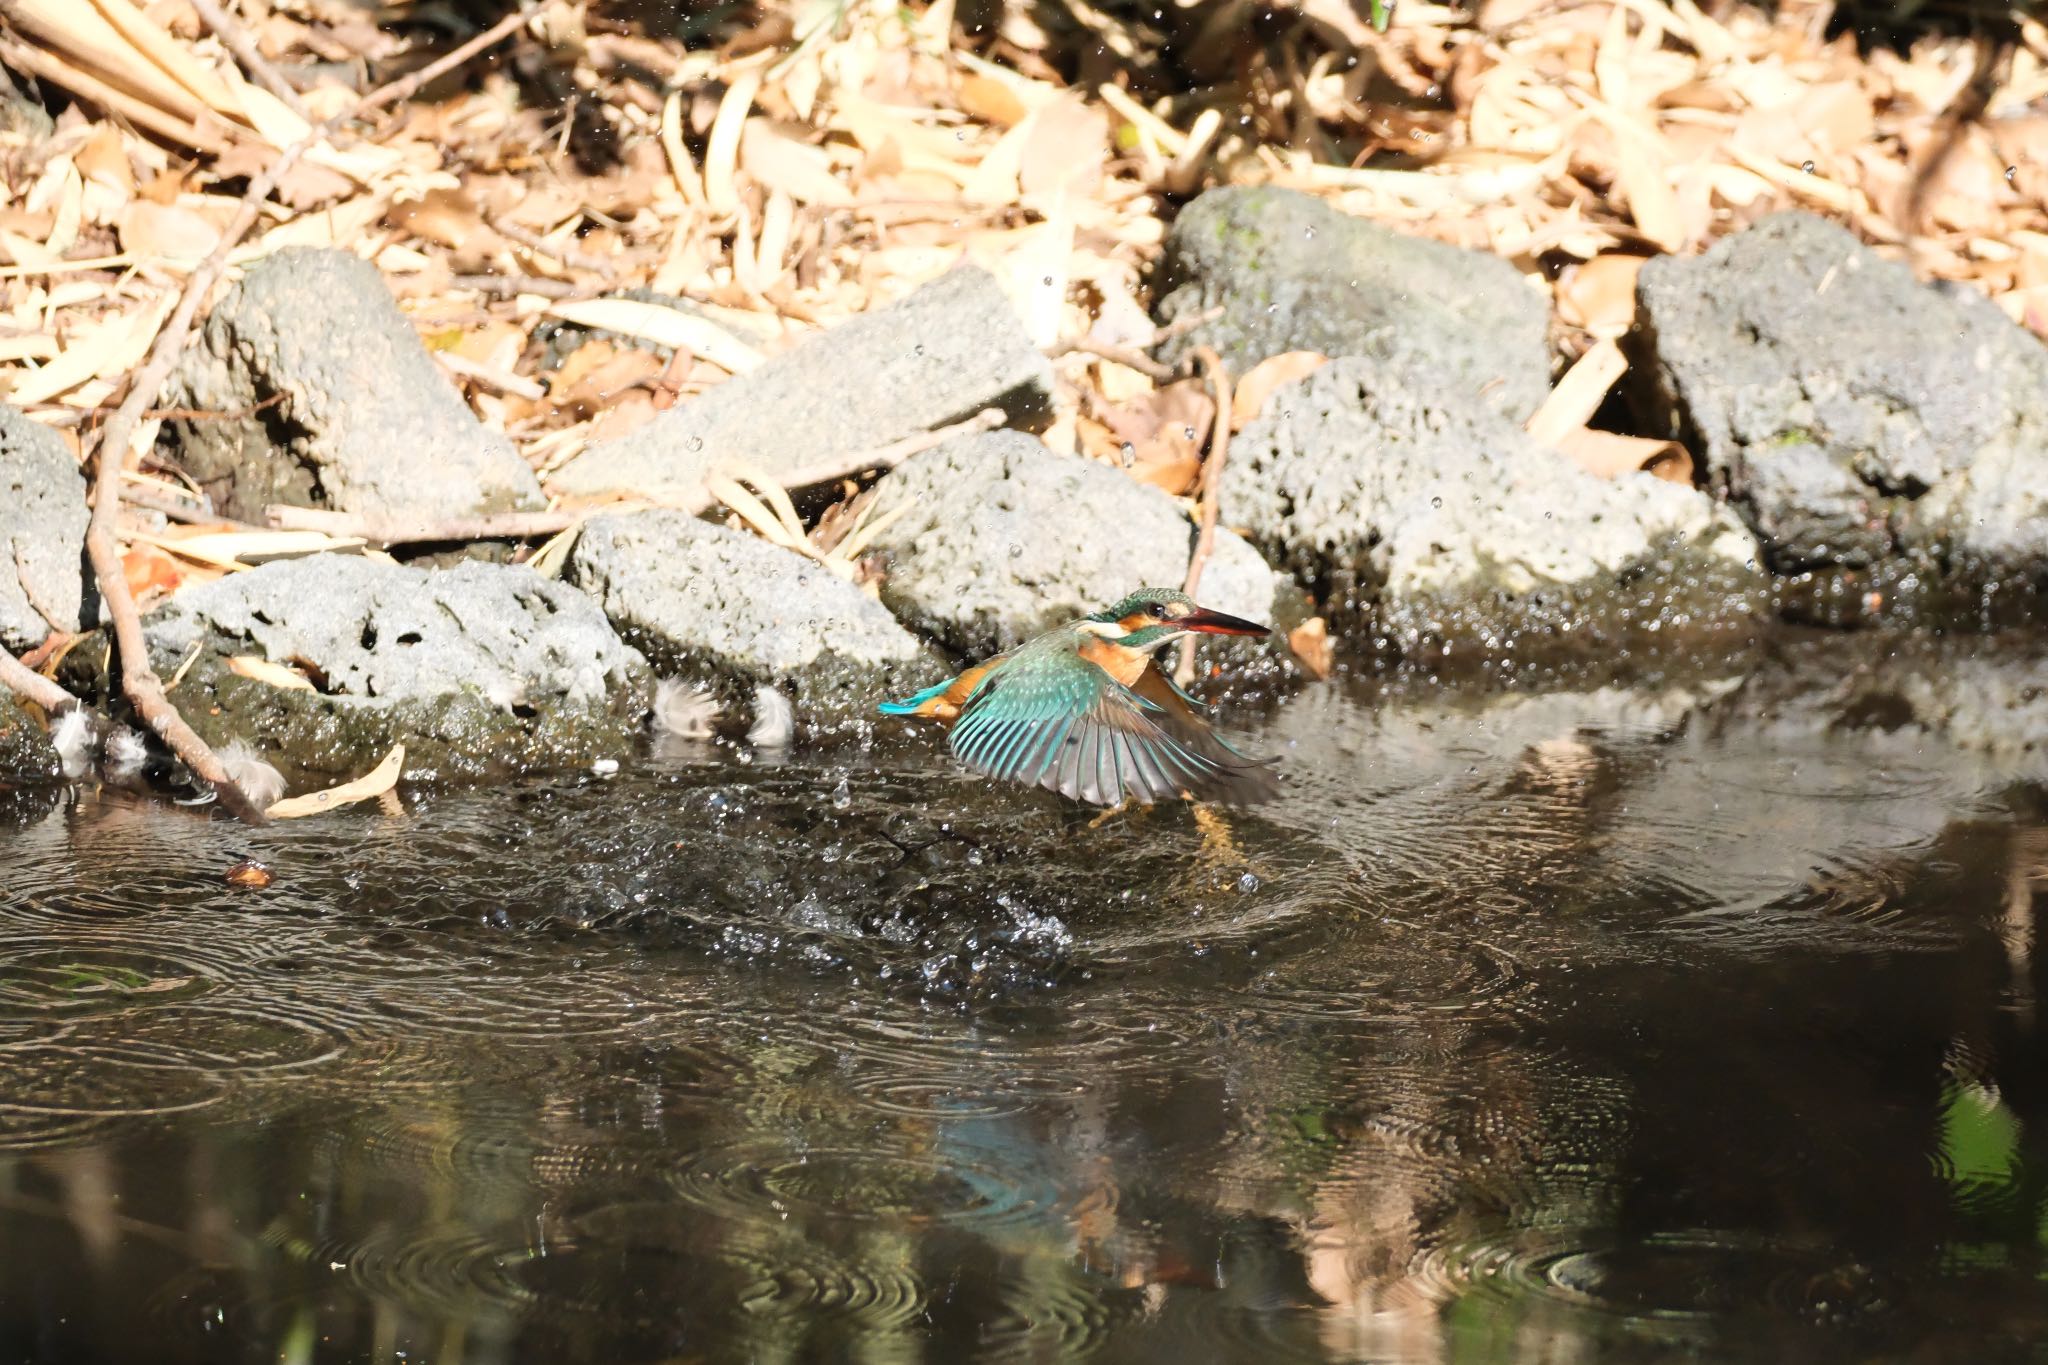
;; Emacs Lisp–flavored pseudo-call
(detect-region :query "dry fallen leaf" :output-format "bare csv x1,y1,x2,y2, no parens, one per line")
222,858,274,889
1232,352,1329,430
227,656,316,692
1556,254,1645,338
267,745,405,820
1288,617,1336,679
1527,338,1629,448
543,299,765,375
1556,428,1694,484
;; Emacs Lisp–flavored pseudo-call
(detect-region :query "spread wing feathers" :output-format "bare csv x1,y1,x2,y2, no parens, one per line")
950,653,1278,807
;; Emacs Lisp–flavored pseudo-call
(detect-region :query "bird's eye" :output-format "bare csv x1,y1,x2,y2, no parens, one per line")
1147,602,1169,618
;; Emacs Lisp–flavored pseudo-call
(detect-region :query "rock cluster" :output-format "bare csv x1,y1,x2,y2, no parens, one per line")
5,199,2045,795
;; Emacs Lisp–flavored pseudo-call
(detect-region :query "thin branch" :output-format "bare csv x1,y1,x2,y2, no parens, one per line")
1176,345,1233,687
1049,337,1178,383
188,0,313,120
1043,305,1226,381
264,406,1008,546
68,4,541,826
0,646,74,717
486,214,618,277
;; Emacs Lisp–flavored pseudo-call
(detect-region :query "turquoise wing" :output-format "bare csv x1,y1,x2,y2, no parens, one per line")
950,649,1277,806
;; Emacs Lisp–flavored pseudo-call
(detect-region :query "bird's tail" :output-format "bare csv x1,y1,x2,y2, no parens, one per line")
878,677,956,715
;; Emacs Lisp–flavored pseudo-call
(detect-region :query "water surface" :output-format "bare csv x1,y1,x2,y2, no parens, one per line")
2,630,2046,1363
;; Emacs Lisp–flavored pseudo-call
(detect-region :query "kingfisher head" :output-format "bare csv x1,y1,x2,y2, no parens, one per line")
1079,588,1269,651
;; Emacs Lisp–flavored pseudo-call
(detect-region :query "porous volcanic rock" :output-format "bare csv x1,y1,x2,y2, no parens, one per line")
167,247,544,524
1226,357,1766,652
567,509,942,730
0,404,89,653
142,555,649,784
1635,211,2048,622
550,266,1056,501
1153,186,1553,420
863,431,1286,657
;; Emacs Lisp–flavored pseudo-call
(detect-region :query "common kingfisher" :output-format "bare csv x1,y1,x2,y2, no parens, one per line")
879,588,1279,806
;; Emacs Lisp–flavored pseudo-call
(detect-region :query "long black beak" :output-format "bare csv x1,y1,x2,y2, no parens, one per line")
1181,606,1269,637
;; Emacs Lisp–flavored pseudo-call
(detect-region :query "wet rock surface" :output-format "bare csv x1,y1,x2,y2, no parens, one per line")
1227,357,1766,652
0,692,57,782
864,430,1285,656
1636,212,2048,618
0,404,89,653
166,247,544,524
141,554,650,784
567,509,941,730
1154,186,1554,420
550,266,1057,501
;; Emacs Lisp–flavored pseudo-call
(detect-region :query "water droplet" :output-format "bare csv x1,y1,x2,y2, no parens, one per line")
1236,872,1260,893
1304,226,1316,240
913,344,926,357
831,776,851,810
1182,424,1197,440
1008,544,1023,558
686,435,704,452
1118,441,1135,464
1801,160,1815,174
2006,165,2018,183
1430,495,1443,508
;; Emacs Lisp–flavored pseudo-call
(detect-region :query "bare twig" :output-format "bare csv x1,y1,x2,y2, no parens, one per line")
265,406,1008,546
62,4,541,825
486,215,618,277
1049,337,1179,383
188,0,313,120
1044,306,1226,382
0,646,74,717
1176,345,1233,687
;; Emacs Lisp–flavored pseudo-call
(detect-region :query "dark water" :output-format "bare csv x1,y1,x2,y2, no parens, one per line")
2,631,2047,1364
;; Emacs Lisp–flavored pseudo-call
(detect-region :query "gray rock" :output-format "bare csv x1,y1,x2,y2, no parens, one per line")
1154,186,1553,420
142,555,649,783
1636,211,2048,607
0,404,89,653
167,247,544,523
0,692,58,783
550,266,1056,500
1226,357,1766,651
567,510,941,730
864,431,1285,657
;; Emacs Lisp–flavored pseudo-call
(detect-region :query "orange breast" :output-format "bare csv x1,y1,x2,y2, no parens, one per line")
1077,637,1149,689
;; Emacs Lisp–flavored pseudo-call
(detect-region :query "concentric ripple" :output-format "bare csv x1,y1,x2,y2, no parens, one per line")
1413,1226,1896,1327
668,1138,1065,1233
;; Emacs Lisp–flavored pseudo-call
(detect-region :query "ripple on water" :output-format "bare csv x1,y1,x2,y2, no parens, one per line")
525,1200,928,1334
1413,1226,1897,1330
668,1136,1065,1234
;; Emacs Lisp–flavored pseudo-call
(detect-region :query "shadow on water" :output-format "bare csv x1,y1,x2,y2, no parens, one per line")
1,628,2046,1362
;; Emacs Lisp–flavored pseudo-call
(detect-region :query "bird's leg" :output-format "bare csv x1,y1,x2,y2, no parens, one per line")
1087,798,1138,830
1191,803,1241,867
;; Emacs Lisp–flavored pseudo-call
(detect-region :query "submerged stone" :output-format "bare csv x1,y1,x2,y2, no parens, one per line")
1153,186,1554,420
1227,357,1767,653
141,555,650,784
567,509,942,732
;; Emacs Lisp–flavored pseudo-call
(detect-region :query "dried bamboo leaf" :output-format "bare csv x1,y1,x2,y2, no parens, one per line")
267,745,405,820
